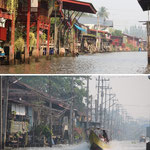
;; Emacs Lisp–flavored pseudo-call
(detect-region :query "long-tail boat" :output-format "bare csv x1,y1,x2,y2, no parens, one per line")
89,129,110,150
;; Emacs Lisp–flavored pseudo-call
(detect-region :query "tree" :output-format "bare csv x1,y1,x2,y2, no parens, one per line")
112,29,123,37
97,6,109,20
19,76,87,110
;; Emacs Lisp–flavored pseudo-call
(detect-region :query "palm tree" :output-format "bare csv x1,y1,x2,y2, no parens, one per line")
97,6,109,20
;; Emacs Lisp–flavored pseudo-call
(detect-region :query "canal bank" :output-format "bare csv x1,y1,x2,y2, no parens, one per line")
0,51,148,74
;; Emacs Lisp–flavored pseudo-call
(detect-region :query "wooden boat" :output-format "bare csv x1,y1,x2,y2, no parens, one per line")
89,129,110,150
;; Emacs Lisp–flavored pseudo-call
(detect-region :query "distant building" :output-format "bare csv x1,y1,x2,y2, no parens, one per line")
78,16,113,30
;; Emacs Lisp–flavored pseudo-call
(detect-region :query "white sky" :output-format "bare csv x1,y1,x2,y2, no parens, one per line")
82,0,148,30
89,75,150,120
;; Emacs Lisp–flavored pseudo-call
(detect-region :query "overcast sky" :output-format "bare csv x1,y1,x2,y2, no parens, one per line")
83,0,148,30
89,75,150,120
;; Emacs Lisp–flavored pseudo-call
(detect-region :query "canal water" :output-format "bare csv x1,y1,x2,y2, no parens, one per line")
0,51,149,74
16,141,146,150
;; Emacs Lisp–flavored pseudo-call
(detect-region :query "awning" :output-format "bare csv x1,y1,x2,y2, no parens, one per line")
74,24,87,32
60,0,97,14
138,0,150,11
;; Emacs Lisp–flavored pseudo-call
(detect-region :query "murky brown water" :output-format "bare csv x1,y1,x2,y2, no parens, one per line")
0,52,149,74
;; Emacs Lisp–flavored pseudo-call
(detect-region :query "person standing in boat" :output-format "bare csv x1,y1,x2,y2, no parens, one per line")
102,130,109,143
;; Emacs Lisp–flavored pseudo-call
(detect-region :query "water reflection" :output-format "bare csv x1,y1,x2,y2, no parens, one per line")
0,52,148,74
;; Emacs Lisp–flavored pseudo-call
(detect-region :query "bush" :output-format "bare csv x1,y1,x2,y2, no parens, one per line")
29,32,36,49
15,37,25,52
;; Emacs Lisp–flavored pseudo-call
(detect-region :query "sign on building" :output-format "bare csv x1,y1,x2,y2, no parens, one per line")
31,0,38,7
31,0,38,12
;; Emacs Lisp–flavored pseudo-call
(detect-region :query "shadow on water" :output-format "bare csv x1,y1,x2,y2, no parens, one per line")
0,52,149,74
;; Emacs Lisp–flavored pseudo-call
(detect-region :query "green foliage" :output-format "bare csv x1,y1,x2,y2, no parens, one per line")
15,37,25,52
51,17,61,25
29,32,36,48
97,7,109,20
125,43,138,51
40,33,46,43
19,76,87,110
123,25,147,40
6,0,18,14
34,124,51,138
15,26,24,41
111,30,123,37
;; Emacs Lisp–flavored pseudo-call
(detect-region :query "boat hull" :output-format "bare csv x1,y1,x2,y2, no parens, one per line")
89,130,109,150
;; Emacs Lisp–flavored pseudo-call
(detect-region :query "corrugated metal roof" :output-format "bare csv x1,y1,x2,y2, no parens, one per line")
138,0,150,11
60,0,97,14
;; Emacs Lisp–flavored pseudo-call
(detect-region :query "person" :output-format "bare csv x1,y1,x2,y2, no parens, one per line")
102,130,109,142
139,47,142,52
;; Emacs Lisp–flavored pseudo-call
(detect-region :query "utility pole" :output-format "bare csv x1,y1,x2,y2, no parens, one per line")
86,76,89,130
90,95,93,122
69,77,74,144
99,77,109,128
103,82,108,129
108,89,113,130
95,76,100,122
110,98,118,139
2,77,9,149
0,77,2,150
48,77,52,147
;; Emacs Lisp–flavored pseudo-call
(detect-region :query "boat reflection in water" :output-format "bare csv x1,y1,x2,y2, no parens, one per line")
89,129,110,150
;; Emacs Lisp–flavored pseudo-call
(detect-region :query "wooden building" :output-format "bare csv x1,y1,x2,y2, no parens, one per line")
0,77,88,148
0,0,97,65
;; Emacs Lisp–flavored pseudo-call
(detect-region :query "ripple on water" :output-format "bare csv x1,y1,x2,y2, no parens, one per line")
0,52,148,74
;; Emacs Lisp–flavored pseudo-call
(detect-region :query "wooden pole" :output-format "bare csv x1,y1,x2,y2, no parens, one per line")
47,19,51,58
10,13,15,65
36,5,40,62
0,77,2,150
54,7,57,54
26,0,31,63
